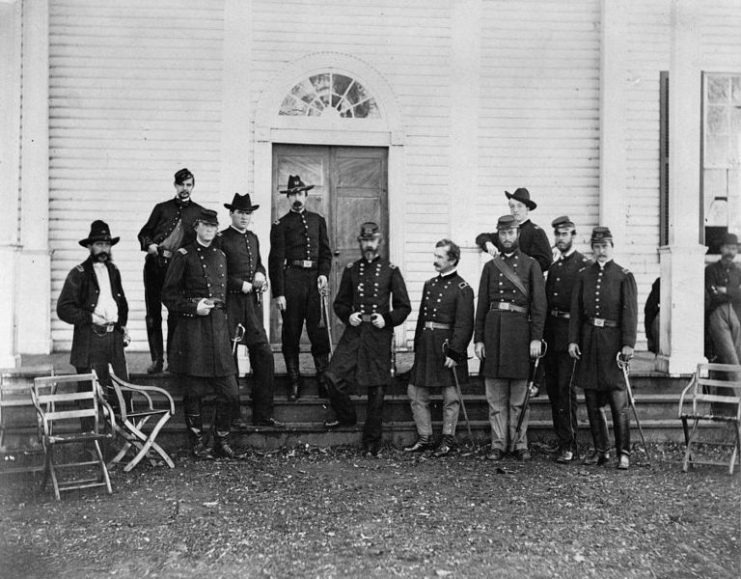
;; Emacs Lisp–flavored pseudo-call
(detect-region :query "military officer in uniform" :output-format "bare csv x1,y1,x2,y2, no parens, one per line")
324,222,411,457
403,239,474,457
474,215,547,461
138,168,204,374
268,175,332,401
544,216,590,463
474,188,553,273
217,193,283,428
568,226,637,470
163,208,240,459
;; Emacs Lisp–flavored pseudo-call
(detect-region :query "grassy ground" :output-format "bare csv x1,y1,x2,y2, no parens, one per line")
0,442,738,579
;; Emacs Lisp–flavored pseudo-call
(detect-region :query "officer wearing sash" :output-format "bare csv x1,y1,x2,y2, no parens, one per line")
474,215,546,461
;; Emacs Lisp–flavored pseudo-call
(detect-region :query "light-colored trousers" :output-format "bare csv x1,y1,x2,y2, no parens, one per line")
485,378,528,451
709,303,741,366
407,383,460,437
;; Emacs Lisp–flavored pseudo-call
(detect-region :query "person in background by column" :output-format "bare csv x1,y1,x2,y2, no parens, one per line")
268,175,332,401
568,226,637,470
644,277,661,355
138,168,204,374
705,232,741,366
404,239,474,457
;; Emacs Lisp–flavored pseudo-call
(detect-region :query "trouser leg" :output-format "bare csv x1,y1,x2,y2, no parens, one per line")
441,385,460,436
485,378,509,451
546,352,578,452
249,340,275,423
709,304,741,365
306,282,330,357
584,390,609,453
183,394,204,447
407,383,433,437
509,379,529,451
212,375,239,438
607,389,631,457
325,372,357,425
143,256,165,364
313,353,330,398
363,384,385,446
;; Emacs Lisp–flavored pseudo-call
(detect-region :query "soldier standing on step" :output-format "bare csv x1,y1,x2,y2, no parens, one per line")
544,216,591,464
217,192,284,429
323,222,411,457
163,208,240,459
568,226,637,470
403,239,474,457
268,175,332,401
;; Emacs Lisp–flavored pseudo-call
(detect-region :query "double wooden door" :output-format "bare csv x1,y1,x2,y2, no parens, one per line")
270,144,389,348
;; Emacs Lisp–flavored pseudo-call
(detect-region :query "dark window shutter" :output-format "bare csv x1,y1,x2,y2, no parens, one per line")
659,71,669,246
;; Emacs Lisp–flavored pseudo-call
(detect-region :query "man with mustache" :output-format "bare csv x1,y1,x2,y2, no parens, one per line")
323,222,411,457
138,168,204,375
543,216,590,463
705,232,741,365
217,192,284,429
474,215,547,462
268,175,332,401
57,220,130,429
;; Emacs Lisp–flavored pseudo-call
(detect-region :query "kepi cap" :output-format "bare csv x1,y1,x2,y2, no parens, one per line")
590,226,613,244
357,221,381,240
496,214,519,231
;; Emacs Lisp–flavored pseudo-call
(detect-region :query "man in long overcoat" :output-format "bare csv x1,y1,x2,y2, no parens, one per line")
163,208,240,459
324,222,411,456
543,216,591,463
217,192,283,429
404,239,474,457
569,226,637,470
474,215,546,461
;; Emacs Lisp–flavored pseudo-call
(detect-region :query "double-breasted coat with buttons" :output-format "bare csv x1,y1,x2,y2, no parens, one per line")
569,260,637,391
137,198,204,252
544,250,591,352
330,256,411,386
162,241,236,379
475,220,553,273
409,272,474,388
474,250,546,379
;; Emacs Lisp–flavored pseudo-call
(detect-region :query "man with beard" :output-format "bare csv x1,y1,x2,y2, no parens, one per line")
217,192,283,428
474,215,546,461
404,239,474,457
269,175,332,401
163,209,240,459
57,220,130,429
474,188,553,273
543,216,590,463
138,168,204,374
323,222,411,457
569,227,637,470
705,233,741,365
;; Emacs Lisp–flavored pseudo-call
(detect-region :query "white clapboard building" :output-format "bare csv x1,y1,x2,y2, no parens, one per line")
0,0,739,374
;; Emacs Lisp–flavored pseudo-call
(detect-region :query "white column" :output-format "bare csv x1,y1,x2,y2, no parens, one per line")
449,0,481,248
16,0,51,355
599,0,628,252
657,0,706,374
0,0,22,367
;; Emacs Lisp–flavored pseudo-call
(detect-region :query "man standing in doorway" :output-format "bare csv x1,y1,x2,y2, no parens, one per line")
138,168,204,374
568,226,637,470
474,188,553,273
404,239,474,457
269,175,332,401
324,222,411,457
163,208,240,459
705,232,741,365
218,192,283,428
474,215,547,462
544,216,590,463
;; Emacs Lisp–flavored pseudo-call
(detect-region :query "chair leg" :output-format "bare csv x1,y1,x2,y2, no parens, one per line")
47,448,61,501
730,423,741,475
93,440,113,495
683,418,699,473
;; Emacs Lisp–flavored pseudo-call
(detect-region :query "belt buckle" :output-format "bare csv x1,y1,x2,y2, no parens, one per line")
501,302,511,311
361,314,373,323
594,318,605,328
302,260,312,268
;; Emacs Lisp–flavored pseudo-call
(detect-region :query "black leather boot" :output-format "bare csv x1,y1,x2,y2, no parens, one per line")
286,357,301,401
185,413,211,459
313,354,329,398
213,432,243,459
403,435,433,453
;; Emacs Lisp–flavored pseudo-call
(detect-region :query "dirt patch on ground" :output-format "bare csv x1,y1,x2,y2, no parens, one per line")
0,442,738,578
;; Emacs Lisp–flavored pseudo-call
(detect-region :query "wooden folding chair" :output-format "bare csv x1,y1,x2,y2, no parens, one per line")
678,363,741,474
107,365,175,472
1,366,54,474
32,372,114,500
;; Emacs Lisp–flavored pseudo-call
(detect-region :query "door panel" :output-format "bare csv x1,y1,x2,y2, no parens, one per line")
270,145,388,350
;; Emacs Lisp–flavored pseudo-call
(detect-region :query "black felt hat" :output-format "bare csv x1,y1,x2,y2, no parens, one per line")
224,193,260,212
279,175,315,195
504,187,537,210
78,220,120,247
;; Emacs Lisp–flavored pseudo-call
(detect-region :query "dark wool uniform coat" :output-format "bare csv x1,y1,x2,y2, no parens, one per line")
474,250,546,379
330,256,411,386
162,241,236,379
268,209,332,297
57,257,129,369
475,220,553,273
544,250,591,353
569,260,638,391
409,271,474,388
216,227,267,343
137,198,204,251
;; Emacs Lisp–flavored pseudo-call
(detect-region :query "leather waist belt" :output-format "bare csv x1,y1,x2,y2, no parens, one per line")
423,321,451,330
92,323,117,335
160,249,174,259
289,259,317,269
490,302,528,314
549,309,570,319
588,317,618,328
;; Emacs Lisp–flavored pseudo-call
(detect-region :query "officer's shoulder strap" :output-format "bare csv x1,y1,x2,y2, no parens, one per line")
75,264,84,273
389,262,397,269
178,248,188,255
621,267,631,274
458,281,469,289
346,261,354,269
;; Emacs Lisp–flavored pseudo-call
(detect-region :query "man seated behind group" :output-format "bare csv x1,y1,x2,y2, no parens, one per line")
474,187,553,274
705,232,741,367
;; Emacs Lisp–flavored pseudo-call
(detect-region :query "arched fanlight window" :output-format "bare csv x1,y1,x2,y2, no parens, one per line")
279,72,381,119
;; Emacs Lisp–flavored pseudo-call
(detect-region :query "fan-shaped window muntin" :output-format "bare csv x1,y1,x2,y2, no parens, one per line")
280,73,380,119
